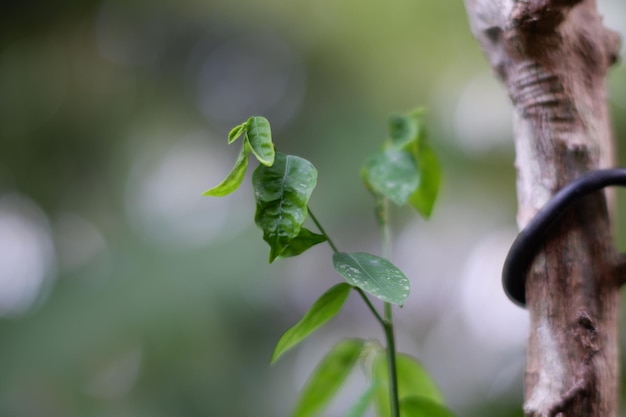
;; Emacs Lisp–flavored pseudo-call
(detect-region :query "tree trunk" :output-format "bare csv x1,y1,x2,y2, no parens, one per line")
463,1,622,416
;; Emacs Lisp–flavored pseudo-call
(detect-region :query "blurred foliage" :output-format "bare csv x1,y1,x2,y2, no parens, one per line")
1,1,626,417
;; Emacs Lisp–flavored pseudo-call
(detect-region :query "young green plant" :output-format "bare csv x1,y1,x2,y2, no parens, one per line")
204,113,453,417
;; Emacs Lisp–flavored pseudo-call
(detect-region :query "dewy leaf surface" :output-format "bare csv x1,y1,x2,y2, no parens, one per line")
332,252,410,305
246,116,275,166
408,143,441,218
373,352,445,417
277,227,327,259
362,150,419,206
291,339,365,417
253,152,318,262
272,283,351,363
202,143,250,196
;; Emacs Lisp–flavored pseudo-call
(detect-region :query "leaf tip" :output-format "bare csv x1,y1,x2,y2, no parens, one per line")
201,188,227,197
270,350,282,365
268,248,281,263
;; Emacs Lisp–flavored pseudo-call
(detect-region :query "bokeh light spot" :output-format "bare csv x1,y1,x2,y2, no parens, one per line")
454,74,513,156
0,194,56,317
125,131,251,250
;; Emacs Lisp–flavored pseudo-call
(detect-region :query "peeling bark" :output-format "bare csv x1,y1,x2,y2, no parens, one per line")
463,1,621,416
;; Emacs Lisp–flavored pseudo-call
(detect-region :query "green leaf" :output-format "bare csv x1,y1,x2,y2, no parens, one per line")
246,116,275,166
202,143,250,196
253,152,318,262
361,150,419,206
341,383,378,417
272,283,352,363
228,123,246,144
373,352,445,417
332,252,410,305
408,143,441,218
291,339,365,417
388,114,419,149
277,227,327,259
400,397,456,417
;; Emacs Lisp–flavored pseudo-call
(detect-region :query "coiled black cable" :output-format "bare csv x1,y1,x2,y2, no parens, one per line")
502,168,626,307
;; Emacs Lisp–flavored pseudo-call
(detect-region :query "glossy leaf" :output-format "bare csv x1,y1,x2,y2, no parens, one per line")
408,143,441,218
388,114,418,149
373,352,445,417
277,227,327,259
291,339,365,417
228,123,246,144
341,383,378,417
361,150,419,206
272,283,352,363
246,116,274,166
400,397,456,417
332,252,410,305
202,143,250,196
253,152,318,262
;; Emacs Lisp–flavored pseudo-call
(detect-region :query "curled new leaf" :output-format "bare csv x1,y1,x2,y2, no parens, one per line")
246,116,275,166
228,123,246,144
332,252,410,305
362,150,419,206
202,143,250,196
272,283,352,363
291,339,365,417
409,143,441,218
253,152,318,262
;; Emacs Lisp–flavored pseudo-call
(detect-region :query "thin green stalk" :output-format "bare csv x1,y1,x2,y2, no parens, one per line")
380,198,392,260
309,202,399,417
307,206,340,253
383,304,399,417
379,197,400,417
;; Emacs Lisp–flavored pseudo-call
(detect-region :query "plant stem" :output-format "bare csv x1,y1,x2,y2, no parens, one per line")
380,198,391,260
383,303,400,417
307,206,340,253
380,197,400,417
355,288,385,327
309,202,400,417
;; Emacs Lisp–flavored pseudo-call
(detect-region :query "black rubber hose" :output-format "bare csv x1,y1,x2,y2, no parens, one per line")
502,168,626,307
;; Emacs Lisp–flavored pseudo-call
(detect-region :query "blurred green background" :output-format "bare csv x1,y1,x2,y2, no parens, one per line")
2,1,626,416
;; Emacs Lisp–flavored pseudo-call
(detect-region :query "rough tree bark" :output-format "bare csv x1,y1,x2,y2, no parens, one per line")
463,1,622,416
